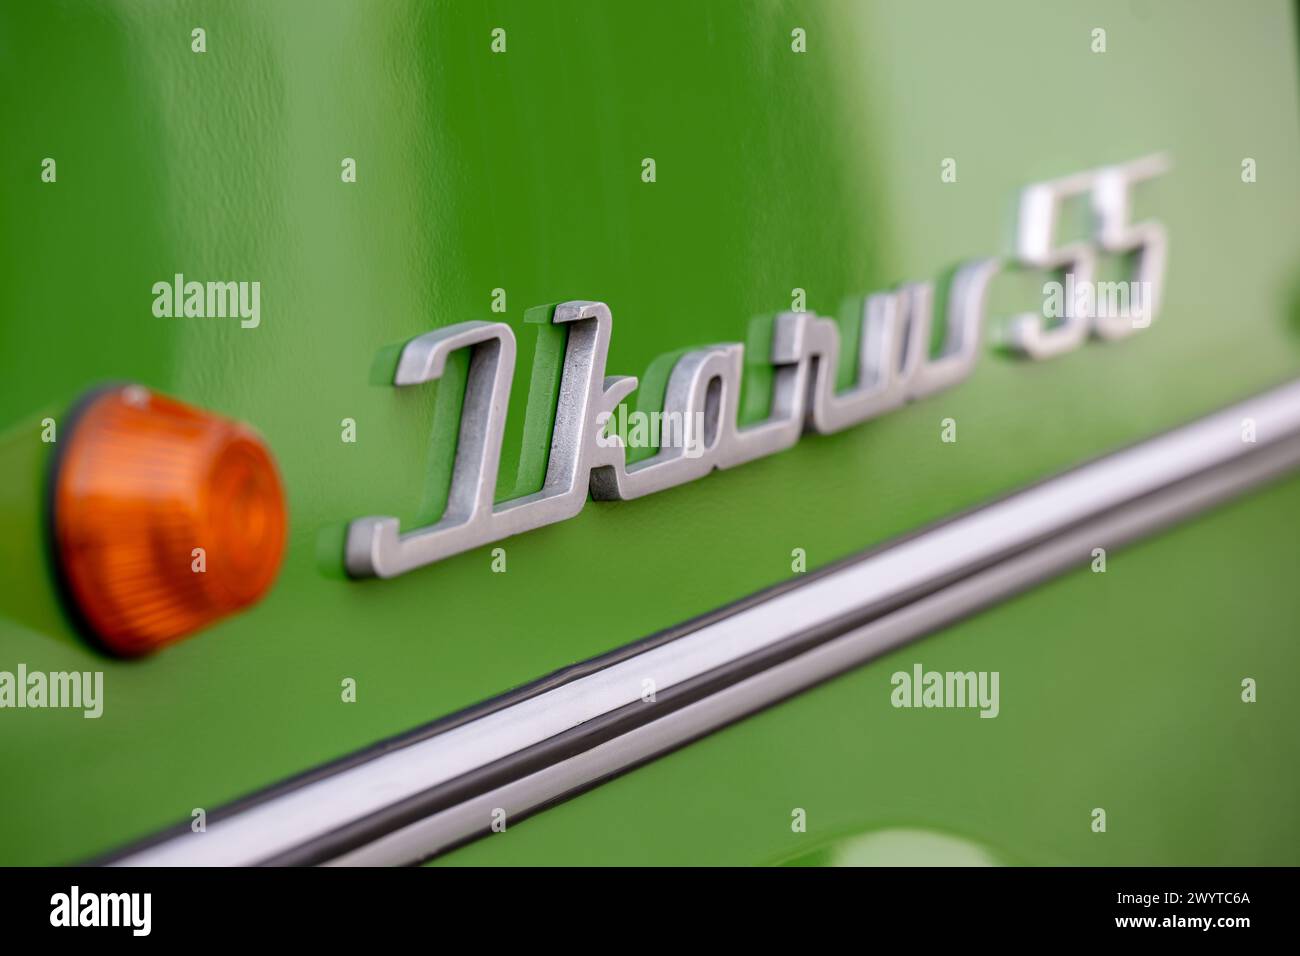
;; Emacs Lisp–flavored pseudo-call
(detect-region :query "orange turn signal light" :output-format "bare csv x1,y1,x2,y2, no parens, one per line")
51,385,287,657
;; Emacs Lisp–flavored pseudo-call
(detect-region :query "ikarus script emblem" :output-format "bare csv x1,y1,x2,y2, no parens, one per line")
346,155,1169,578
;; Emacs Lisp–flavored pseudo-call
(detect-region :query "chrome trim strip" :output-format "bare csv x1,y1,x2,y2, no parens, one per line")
112,380,1300,866
329,430,1300,865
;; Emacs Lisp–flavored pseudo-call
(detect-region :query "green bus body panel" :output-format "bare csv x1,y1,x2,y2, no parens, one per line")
0,0,1297,865
438,474,1300,867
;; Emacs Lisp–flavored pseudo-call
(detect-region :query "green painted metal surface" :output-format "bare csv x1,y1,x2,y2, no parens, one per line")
436,473,1300,865
0,0,1297,865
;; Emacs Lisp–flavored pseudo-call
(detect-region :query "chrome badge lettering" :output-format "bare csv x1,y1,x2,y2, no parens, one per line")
346,155,1169,578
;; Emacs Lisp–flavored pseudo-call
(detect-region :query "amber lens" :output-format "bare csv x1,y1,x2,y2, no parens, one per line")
53,386,287,656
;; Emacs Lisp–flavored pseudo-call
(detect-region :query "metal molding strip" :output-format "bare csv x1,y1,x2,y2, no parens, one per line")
109,379,1300,867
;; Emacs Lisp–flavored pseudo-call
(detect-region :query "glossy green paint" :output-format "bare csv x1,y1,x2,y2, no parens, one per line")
438,473,1300,866
0,0,1297,865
